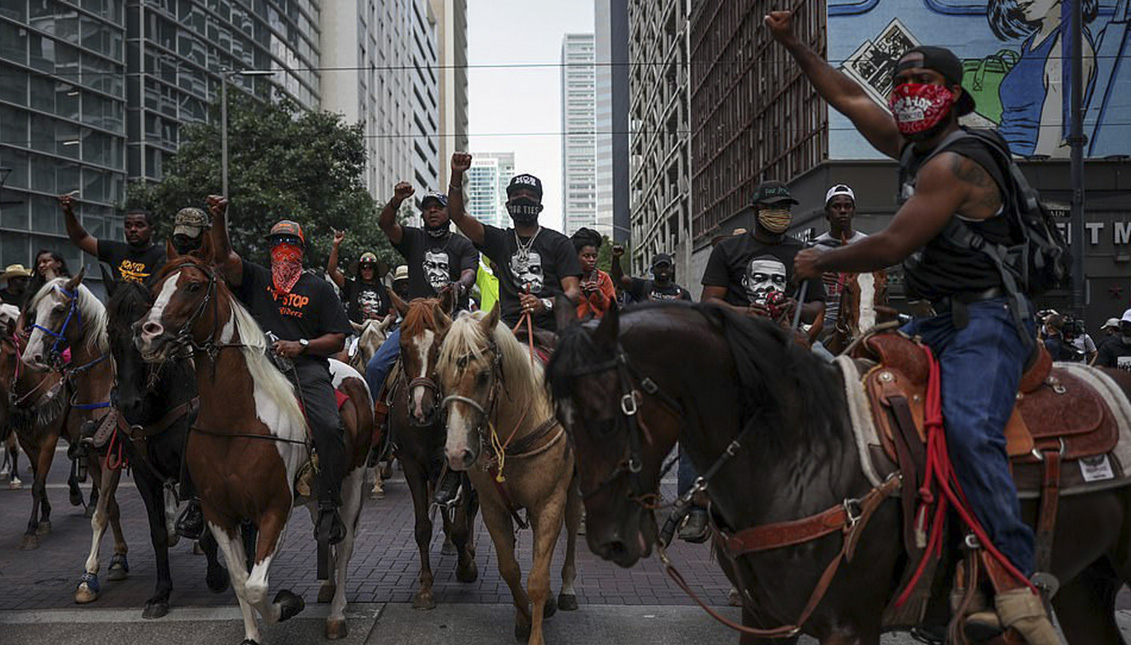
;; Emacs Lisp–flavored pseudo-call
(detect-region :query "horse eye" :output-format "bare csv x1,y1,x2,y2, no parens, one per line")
457,356,468,369
187,282,202,292
476,370,490,385
53,303,66,312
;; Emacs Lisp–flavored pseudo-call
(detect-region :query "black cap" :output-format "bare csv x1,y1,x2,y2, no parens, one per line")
420,191,448,208
895,46,976,117
506,174,543,200
651,253,673,267
751,180,799,206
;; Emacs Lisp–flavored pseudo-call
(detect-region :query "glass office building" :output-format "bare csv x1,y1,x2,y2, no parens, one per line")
0,0,320,280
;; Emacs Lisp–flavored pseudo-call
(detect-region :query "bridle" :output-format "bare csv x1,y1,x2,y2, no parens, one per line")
31,286,83,370
440,336,505,454
159,262,241,363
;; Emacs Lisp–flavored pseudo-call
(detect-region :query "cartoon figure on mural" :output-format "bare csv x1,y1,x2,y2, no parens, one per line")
989,0,1098,157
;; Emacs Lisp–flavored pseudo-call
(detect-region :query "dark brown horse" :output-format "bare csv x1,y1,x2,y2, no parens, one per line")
135,249,373,643
548,301,1131,644
384,292,479,610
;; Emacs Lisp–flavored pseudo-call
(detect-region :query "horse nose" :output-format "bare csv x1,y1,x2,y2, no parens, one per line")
140,320,164,341
445,448,475,471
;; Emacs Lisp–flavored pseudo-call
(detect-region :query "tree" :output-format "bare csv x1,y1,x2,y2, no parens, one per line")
128,95,396,272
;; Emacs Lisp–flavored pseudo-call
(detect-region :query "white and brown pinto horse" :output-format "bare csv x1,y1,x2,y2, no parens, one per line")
135,252,373,643
437,307,582,645
22,272,129,602
825,270,891,355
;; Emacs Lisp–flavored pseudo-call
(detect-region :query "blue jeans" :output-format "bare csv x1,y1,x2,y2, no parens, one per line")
677,446,698,498
365,327,401,398
902,297,1036,576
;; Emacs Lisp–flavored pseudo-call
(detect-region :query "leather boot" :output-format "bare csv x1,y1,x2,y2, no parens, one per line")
677,506,710,543
979,588,1059,645
432,470,463,507
175,500,205,540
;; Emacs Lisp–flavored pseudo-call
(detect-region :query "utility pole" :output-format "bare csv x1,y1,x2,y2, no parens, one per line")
1069,0,1087,313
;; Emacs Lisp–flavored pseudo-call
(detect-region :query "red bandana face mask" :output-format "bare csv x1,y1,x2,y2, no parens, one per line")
888,83,954,136
270,243,304,294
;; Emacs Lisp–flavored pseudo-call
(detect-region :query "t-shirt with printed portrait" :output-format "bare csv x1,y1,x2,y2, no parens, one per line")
475,225,581,331
701,234,825,308
393,227,478,308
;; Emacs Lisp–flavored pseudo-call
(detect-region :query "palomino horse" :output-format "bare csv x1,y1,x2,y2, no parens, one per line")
548,302,1131,644
824,270,890,355
1,302,87,548
105,278,230,618
437,307,582,645
22,272,129,602
136,252,373,643
386,293,479,609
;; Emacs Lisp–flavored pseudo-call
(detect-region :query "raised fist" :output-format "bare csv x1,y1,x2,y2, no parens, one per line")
764,11,797,45
58,193,76,213
611,244,625,258
332,229,346,246
451,152,472,175
206,194,228,217
393,182,415,202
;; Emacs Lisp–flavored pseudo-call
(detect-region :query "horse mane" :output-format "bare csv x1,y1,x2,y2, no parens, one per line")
28,278,109,355
107,280,151,335
440,311,552,421
401,298,440,338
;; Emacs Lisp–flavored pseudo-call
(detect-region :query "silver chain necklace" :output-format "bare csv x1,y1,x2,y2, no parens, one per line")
513,226,542,266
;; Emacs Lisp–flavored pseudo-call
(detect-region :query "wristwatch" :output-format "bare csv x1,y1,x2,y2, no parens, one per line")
540,298,554,311
298,338,310,353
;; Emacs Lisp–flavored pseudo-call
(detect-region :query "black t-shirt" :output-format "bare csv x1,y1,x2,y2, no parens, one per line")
97,240,167,287
341,278,392,323
0,288,23,307
627,277,692,303
701,234,825,308
476,225,582,331
235,259,353,366
393,227,478,307
1096,337,1131,371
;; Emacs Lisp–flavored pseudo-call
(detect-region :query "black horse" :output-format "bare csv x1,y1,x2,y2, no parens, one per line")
105,278,229,618
548,301,1131,644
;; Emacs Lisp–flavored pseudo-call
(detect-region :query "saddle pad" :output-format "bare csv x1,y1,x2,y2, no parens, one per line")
335,389,349,410
836,356,1131,498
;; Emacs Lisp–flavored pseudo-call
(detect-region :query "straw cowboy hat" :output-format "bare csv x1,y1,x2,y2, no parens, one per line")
0,263,33,282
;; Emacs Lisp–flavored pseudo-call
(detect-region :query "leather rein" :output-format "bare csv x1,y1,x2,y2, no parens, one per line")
570,342,901,639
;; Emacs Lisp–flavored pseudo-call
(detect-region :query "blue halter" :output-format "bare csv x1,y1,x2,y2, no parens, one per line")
32,285,110,410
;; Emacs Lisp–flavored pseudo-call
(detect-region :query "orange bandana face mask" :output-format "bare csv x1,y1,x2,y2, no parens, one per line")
270,242,304,293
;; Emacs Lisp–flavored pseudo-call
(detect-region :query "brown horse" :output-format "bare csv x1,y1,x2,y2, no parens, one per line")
135,251,373,643
437,307,582,645
548,301,1131,644
22,272,128,602
824,270,891,355
385,292,479,610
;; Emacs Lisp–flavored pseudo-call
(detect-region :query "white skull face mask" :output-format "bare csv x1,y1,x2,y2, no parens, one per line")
423,250,450,293
742,256,787,306
510,249,544,294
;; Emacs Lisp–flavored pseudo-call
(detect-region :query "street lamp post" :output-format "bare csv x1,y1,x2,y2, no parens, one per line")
221,69,276,197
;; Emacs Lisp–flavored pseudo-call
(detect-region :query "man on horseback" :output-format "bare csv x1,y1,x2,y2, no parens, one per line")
446,153,581,333
210,208,354,544
171,206,210,256
701,180,825,323
610,248,692,304
814,184,868,331
60,195,166,287
770,10,1057,642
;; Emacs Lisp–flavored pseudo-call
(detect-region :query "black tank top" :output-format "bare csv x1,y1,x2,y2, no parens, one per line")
900,131,1018,301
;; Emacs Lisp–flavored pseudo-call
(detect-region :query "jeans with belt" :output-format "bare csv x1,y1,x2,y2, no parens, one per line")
902,296,1036,576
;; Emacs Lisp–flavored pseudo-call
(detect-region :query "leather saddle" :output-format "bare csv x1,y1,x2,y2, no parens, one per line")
858,333,1119,472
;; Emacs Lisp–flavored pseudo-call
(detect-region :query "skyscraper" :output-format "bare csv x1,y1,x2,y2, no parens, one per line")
594,0,629,243
430,0,469,189
560,33,598,237
466,152,514,229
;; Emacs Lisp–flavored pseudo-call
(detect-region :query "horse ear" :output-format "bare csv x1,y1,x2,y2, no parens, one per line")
438,287,455,314
98,264,117,298
554,294,579,330
432,301,452,334
350,320,364,334
389,289,409,317
165,238,180,262
480,302,501,335
64,266,85,293
593,299,619,348
193,231,216,264
380,314,395,332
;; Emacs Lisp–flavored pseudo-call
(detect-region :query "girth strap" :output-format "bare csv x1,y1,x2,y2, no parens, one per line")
1034,448,1062,574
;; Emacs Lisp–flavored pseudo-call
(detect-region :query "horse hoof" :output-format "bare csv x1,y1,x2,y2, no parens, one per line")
9,477,22,490
456,561,478,583
193,541,205,556
36,520,51,536
107,554,129,581
557,593,578,611
75,583,99,604
20,534,38,550
273,589,305,622
370,488,384,501
325,618,348,640
543,596,558,620
166,533,180,548
441,538,457,556
412,590,436,610
206,566,230,593
143,600,169,619
84,505,95,519
514,621,532,642
240,640,260,645
69,488,82,506
317,583,336,604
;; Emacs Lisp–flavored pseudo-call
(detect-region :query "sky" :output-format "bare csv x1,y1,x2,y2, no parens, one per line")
466,0,596,233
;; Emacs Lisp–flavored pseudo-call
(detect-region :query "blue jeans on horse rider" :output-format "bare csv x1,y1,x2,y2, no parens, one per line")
366,327,401,398
902,296,1036,577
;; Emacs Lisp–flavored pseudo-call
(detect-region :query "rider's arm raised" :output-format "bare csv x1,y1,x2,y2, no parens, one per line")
326,230,346,289
447,153,485,246
765,11,903,160
206,194,244,287
379,182,412,245
59,195,98,257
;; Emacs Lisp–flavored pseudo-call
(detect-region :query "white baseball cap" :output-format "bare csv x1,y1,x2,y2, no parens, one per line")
1121,309,1131,324
825,183,856,206
1102,317,1121,329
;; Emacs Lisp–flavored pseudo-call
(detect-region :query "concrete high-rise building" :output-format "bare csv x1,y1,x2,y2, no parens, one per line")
626,0,692,281
0,0,321,284
560,33,598,237
466,152,514,229
322,0,439,223
594,0,630,243
429,0,468,189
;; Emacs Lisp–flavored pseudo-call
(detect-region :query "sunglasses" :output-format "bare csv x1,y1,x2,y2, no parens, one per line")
271,236,303,247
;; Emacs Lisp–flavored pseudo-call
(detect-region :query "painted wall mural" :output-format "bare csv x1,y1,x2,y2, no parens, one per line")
827,0,1130,159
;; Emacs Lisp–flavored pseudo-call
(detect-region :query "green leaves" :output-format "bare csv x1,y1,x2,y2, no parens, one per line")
128,95,395,271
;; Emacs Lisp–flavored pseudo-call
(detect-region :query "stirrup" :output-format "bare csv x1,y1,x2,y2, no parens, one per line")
175,500,205,540
432,472,463,509
315,507,346,546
